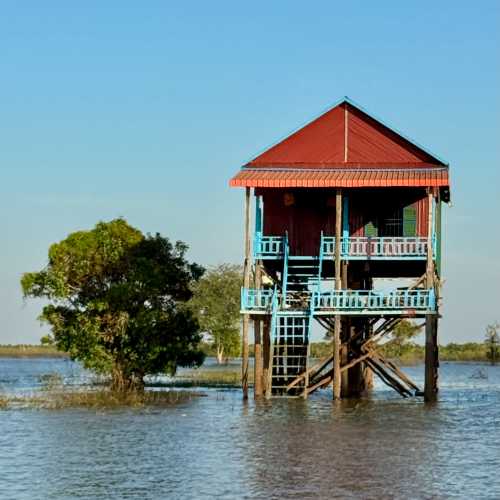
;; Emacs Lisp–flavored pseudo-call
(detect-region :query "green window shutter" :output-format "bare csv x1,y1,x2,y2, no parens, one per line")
364,220,378,237
403,205,417,237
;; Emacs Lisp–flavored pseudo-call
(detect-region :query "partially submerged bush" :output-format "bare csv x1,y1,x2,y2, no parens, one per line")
1,388,200,410
175,369,241,387
42,388,199,409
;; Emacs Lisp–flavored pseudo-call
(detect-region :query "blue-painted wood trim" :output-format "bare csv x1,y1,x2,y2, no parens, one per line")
241,287,436,315
282,232,289,306
342,195,349,257
255,196,262,234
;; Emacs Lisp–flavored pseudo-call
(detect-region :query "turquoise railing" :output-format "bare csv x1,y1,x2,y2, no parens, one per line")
321,236,336,256
312,289,435,311
255,233,435,260
321,236,429,260
242,287,435,314
241,288,274,311
346,237,429,259
253,233,284,259
255,234,432,260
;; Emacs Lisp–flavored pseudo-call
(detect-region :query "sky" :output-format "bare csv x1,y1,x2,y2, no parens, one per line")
0,1,499,344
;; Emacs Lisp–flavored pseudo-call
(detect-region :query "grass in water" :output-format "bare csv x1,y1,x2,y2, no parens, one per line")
169,368,244,387
39,388,199,409
2,376,201,410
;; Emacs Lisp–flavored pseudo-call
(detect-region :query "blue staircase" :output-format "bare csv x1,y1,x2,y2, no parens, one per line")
269,234,320,396
281,232,322,308
271,314,311,396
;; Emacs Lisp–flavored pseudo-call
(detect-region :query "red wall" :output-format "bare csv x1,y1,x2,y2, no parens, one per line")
349,188,428,237
260,188,429,256
261,189,336,255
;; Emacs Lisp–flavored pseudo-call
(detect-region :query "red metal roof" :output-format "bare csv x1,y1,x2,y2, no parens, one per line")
230,167,450,188
230,98,450,194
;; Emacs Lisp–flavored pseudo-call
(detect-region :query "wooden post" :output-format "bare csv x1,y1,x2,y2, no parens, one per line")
253,261,263,398
362,319,374,391
340,261,350,396
424,189,438,402
435,191,442,277
242,187,252,400
333,189,342,400
263,317,271,398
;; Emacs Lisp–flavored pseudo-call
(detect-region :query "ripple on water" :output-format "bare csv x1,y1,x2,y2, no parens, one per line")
0,359,499,499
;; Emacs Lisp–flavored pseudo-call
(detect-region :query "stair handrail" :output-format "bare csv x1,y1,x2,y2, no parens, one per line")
282,231,289,308
270,285,279,342
318,231,325,294
253,230,262,259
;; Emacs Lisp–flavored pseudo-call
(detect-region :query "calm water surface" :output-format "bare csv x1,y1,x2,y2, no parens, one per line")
0,358,499,499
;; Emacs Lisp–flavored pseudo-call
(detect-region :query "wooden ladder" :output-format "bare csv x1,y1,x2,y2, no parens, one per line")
271,314,311,397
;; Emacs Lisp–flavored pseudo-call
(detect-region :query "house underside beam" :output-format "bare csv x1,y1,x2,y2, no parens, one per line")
289,315,422,398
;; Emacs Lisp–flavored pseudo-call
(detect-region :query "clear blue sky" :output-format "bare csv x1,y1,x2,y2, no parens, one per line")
1,1,499,344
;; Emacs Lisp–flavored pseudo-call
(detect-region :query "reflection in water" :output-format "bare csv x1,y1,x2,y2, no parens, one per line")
0,359,499,499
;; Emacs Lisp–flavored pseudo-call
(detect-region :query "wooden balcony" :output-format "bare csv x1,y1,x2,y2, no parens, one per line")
322,236,432,260
254,233,434,260
241,287,436,316
240,288,275,312
253,233,284,259
312,289,435,315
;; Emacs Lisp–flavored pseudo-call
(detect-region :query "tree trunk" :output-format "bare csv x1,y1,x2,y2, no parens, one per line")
111,364,144,393
216,345,224,364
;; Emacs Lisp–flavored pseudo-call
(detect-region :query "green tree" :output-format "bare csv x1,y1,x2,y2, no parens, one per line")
485,322,500,365
40,334,54,346
391,319,421,357
189,264,242,364
21,219,205,391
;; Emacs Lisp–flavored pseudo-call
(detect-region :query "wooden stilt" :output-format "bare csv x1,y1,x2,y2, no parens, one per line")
333,189,342,400
253,262,263,399
341,349,376,372
361,318,401,350
307,370,334,395
365,357,412,397
425,315,438,401
242,187,251,400
361,319,374,391
373,352,420,392
340,259,350,396
316,316,334,332
262,317,271,398
340,319,350,396
424,189,438,402
286,354,334,391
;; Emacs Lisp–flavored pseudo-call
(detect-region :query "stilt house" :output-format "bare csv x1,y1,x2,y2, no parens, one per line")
230,98,450,401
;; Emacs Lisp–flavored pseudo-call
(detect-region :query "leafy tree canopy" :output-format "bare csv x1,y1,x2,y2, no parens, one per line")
189,264,242,364
21,219,205,390
385,319,422,357
485,322,500,364
392,319,421,344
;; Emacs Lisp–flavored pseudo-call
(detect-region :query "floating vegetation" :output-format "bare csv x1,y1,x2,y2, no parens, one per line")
1,388,201,410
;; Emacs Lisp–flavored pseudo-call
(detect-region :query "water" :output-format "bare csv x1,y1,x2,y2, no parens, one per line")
1,358,499,499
